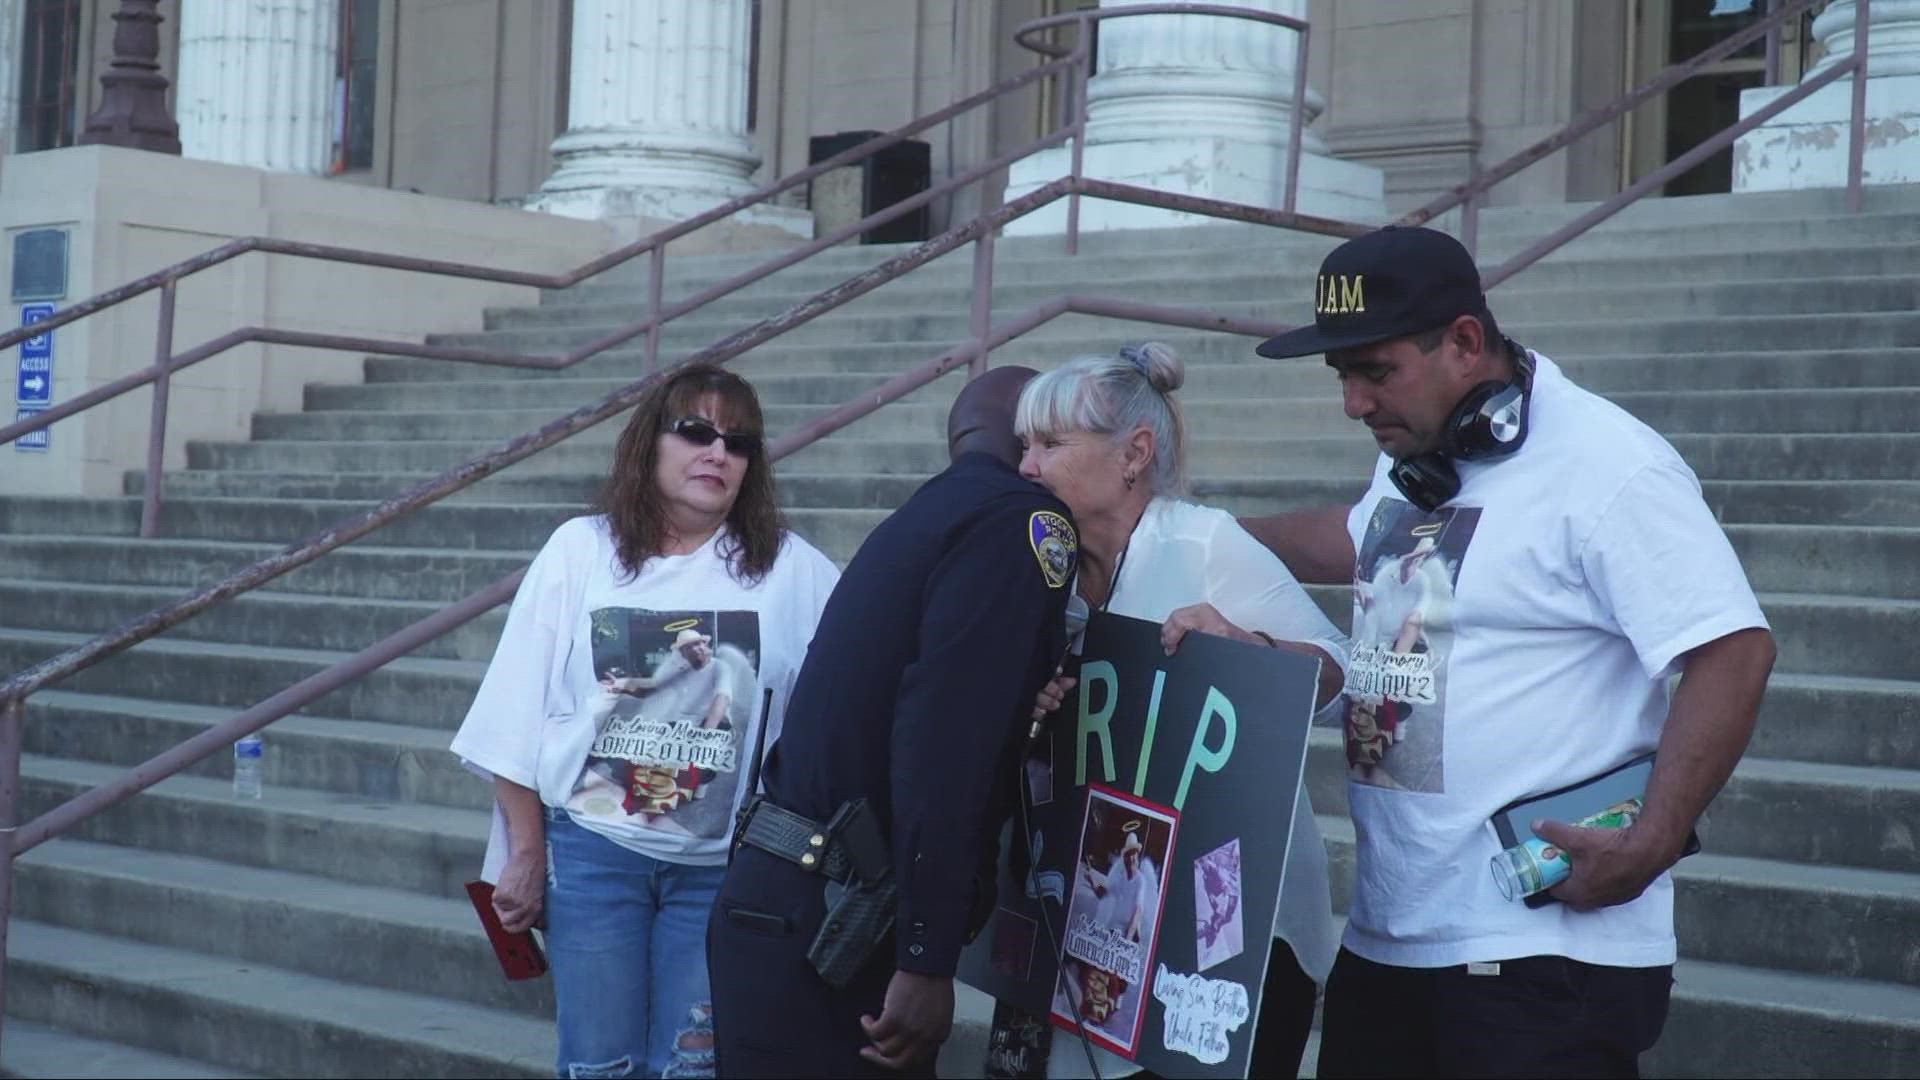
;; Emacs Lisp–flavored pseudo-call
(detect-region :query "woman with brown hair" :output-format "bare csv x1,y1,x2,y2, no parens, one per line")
452,363,840,1079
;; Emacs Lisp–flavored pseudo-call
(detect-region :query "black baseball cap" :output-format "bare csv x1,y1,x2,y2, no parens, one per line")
1256,226,1489,359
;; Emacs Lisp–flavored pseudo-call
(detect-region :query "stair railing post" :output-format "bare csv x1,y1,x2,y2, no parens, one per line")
1849,0,1870,212
1765,0,1783,86
140,278,178,538
1066,14,1091,256
646,246,666,374
0,694,25,1053
1283,13,1308,217
969,229,996,379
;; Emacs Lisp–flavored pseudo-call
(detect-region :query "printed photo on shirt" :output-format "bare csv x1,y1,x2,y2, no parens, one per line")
1192,838,1244,973
1343,501,1482,792
1050,784,1179,1060
568,607,761,838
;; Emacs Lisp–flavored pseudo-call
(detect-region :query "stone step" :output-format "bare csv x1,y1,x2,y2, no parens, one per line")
1679,854,1920,987
6,920,551,1079
0,578,510,662
1302,731,1920,875
0,496,882,570
14,837,551,1019
0,535,527,605
488,272,1920,340
0,629,480,730
410,308,1920,363
1648,958,1920,1078
1762,593,1920,681
182,431,1920,484
11,487,1908,596
567,241,1920,331
0,1018,255,1080
253,386,1920,445
121,468,1920,529
1700,756,1920,877
571,223,1920,301
24,690,487,810
1745,673,1920,772
20,755,485,897
344,347,1920,404
3,529,1909,675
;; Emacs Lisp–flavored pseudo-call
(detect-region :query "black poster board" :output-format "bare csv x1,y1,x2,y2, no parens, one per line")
959,611,1321,1078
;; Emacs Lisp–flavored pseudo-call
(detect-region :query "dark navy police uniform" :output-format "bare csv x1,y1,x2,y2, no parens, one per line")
708,451,1075,1078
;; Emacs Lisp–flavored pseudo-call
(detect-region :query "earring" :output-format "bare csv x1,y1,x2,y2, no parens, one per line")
1124,472,1136,490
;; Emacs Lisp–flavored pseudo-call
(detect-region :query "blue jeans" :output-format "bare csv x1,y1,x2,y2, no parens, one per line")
544,808,727,1079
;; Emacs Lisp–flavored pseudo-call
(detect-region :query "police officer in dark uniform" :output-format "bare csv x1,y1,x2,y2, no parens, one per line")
709,365,1076,1077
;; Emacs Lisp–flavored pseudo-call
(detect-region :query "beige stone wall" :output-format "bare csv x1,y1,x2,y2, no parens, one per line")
1311,0,1628,214
753,0,1053,232
381,0,569,203
1,145,609,498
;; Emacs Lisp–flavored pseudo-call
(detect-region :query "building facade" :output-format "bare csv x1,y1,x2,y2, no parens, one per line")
0,0,1857,229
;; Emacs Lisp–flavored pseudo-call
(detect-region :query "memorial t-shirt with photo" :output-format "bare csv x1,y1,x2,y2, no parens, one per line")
1338,353,1768,969
452,515,840,867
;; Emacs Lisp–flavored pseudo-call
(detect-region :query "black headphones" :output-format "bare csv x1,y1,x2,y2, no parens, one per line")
1388,337,1535,512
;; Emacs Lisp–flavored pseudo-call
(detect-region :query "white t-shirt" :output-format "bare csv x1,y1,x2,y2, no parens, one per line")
1339,352,1768,969
1048,497,1349,1079
451,515,840,870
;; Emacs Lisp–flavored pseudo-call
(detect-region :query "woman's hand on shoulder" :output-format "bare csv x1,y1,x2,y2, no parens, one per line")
1161,603,1259,655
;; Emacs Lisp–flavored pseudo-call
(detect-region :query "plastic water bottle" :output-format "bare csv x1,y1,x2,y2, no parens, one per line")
233,734,264,800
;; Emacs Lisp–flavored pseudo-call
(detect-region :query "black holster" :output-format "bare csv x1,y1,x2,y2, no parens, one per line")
735,795,897,988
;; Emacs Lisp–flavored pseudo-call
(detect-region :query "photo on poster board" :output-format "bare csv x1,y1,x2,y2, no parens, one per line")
1050,784,1180,1059
1193,837,1245,972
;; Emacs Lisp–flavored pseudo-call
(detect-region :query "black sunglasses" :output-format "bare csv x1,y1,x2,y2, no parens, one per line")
668,416,762,457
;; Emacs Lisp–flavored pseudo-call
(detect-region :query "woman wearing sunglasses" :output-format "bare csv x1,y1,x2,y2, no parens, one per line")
452,363,841,1079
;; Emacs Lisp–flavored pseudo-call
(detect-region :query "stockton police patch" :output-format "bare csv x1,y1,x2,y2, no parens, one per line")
1028,510,1076,589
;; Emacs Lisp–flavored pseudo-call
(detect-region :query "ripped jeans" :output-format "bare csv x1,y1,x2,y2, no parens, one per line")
545,808,725,1079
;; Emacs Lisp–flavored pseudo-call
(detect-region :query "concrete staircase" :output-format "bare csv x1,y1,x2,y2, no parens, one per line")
3,186,1919,1077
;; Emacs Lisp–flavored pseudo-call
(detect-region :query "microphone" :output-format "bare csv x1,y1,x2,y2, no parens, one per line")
1030,593,1092,743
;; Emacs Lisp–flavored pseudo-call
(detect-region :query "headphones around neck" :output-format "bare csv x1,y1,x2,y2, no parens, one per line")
1388,337,1535,512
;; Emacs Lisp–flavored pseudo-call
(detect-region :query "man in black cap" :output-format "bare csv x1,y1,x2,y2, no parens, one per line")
1241,226,1777,1078
707,366,1075,1077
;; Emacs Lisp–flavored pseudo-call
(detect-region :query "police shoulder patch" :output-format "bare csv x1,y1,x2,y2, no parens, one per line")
1028,510,1077,589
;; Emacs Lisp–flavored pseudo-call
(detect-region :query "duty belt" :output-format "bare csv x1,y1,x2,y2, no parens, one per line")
734,795,896,988
737,799,856,880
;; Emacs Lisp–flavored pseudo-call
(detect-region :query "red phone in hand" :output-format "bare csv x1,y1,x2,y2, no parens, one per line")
466,879,549,981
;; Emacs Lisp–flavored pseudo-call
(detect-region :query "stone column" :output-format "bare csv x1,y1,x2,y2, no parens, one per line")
0,0,18,153
527,0,808,239
174,0,339,173
1005,0,1384,234
1735,0,1920,191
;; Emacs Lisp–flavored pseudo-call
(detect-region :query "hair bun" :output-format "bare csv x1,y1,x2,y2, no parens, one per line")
1119,341,1185,394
